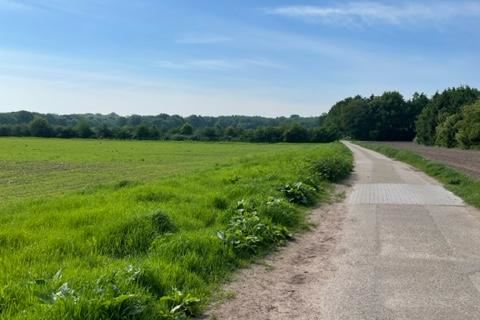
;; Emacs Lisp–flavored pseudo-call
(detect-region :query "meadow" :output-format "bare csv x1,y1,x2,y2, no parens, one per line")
0,138,324,203
0,138,352,319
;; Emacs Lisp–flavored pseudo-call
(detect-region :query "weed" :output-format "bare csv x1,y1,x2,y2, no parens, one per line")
260,197,300,227
217,200,292,255
159,289,201,319
280,182,317,206
310,155,353,182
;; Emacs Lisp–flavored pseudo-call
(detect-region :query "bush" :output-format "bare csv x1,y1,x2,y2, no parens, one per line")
310,155,352,182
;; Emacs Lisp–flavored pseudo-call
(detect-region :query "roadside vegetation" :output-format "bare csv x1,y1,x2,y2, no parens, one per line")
357,142,480,209
0,141,352,319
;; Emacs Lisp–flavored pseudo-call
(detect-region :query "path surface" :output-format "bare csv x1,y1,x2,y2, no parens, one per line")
207,141,480,320
369,141,480,178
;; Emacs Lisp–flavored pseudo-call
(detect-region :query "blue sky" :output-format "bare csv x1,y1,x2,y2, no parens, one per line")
0,0,479,116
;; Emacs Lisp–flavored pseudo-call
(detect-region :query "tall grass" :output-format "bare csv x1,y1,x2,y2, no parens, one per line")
0,142,352,319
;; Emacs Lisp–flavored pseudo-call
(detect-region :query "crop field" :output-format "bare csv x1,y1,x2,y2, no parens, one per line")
0,138,352,319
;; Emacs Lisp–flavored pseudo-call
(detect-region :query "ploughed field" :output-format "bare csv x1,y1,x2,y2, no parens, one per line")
366,142,480,178
0,138,352,319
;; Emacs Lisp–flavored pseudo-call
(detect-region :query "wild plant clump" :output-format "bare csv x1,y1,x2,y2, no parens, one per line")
310,154,353,182
217,200,291,255
260,197,300,227
159,288,201,320
280,182,317,206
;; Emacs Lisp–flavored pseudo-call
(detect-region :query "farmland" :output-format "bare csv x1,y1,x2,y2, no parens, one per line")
0,138,326,203
362,141,480,178
0,138,352,319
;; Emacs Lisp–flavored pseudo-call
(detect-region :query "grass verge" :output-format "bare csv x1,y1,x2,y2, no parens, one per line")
356,142,480,209
0,142,352,319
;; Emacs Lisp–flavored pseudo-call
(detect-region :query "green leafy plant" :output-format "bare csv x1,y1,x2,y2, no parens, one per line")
159,289,200,319
260,197,300,227
280,182,317,205
310,155,353,182
217,200,292,254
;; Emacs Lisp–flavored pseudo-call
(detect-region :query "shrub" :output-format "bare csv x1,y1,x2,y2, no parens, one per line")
310,155,352,182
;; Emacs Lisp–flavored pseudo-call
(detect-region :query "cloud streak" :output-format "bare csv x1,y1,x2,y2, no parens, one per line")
154,58,286,71
176,35,232,45
266,1,480,26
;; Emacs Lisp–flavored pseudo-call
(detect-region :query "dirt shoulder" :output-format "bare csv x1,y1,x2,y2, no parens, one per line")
203,185,349,320
369,142,480,179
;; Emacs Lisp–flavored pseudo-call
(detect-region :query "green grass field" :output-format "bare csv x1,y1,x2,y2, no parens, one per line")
0,138,352,319
0,138,325,203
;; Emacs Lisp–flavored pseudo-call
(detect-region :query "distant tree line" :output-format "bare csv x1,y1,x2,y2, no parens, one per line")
1,85,478,147
0,112,336,143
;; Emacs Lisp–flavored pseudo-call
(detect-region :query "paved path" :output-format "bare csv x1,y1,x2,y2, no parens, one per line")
327,142,480,319
208,142,480,320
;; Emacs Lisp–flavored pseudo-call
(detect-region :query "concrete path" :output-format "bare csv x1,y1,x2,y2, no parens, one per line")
327,142,480,319
208,142,480,320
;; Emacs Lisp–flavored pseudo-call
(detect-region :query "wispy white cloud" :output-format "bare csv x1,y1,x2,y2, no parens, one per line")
0,0,108,17
154,58,286,71
266,1,480,26
0,0,35,11
176,35,232,45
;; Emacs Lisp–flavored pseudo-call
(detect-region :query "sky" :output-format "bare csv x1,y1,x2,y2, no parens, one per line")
0,0,479,117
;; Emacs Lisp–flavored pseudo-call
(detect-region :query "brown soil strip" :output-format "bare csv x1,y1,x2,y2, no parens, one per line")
203,185,350,320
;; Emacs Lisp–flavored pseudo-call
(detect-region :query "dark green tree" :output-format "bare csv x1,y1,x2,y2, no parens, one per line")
284,124,309,142
29,117,53,137
415,86,480,145
74,120,94,138
179,123,193,135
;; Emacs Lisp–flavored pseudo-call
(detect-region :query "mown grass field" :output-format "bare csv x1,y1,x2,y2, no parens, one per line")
0,138,324,203
0,138,352,319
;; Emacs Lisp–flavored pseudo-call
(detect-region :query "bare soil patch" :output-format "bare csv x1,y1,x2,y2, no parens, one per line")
203,185,349,320
372,142,480,178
